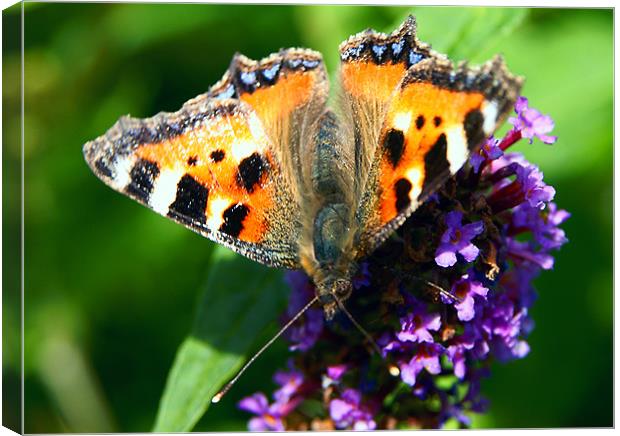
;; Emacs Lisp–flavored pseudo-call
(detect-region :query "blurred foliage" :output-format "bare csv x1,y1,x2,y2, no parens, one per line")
2,4,612,432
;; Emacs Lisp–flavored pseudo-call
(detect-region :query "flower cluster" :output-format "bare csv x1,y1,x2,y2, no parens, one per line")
239,97,568,430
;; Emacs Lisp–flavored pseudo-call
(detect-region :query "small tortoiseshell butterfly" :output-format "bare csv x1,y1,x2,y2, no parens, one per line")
84,16,522,319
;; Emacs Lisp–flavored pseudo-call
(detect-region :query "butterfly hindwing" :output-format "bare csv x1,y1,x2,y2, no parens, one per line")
83,49,329,268
342,16,523,256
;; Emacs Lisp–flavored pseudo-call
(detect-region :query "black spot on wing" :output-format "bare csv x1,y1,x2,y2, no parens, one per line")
420,133,449,199
237,152,268,193
187,155,198,166
126,158,160,200
219,203,250,237
95,158,113,178
416,115,425,130
210,149,225,163
433,116,442,127
394,178,412,213
464,109,485,150
383,129,405,168
168,174,208,224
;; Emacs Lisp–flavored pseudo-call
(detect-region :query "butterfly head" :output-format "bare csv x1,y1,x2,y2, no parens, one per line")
316,277,353,320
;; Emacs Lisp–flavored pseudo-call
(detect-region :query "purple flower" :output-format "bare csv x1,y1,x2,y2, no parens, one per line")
288,309,323,352
470,136,504,173
447,331,475,379
399,343,445,386
450,273,489,322
327,364,347,381
323,364,348,388
352,262,371,289
329,389,377,430
284,271,323,351
273,366,304,403
512,202,570,250
509,96,558,144
396,298,441,343
238,392,299,431
435,211,484,267
515,163,556,209
500,264,539,309
480,294,531,362
487,155,555,212
239,95,569,430
507,238,554,270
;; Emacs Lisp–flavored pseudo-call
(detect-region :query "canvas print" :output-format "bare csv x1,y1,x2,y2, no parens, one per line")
2,3,613,432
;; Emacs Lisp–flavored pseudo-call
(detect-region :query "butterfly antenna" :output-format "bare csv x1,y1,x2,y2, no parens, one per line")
212,295,319,404
332,295,383,357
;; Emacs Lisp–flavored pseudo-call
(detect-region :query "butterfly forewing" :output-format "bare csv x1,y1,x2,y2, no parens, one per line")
337,16,523,258
84,47,333,269
208,48,330,202
338,16,430,202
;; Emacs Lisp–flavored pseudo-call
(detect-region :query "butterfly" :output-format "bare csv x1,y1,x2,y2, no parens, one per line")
83,15,522,320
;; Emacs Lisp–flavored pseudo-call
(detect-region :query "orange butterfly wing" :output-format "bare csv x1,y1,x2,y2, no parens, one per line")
337,16,523,256
83,49,328,268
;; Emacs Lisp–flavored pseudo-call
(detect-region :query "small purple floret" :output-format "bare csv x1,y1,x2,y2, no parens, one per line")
435,211,484,267
397,298,441,343
238,393,295,432
327,364,347,381
512,203,570,250
273,366,304,403
451,273,489,322
329,389,377,430
284,271,323,351
400,343,445,386
515,163,556,209
509,96,558,144
470,136,504,173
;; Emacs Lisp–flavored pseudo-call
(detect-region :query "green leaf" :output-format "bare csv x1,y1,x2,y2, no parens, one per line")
152,246,289,432
409,7,528,62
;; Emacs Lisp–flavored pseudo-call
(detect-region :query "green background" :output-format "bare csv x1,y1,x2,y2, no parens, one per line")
3,4,612,432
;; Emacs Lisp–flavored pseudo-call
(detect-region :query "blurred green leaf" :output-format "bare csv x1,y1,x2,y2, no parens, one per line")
153,246,288,432
412,7,528,61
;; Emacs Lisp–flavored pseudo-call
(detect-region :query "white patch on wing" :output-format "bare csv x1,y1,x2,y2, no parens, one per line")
247,112,268,141
231,139,260,162
207,196,232,230
446,125,469,174
228,113,269,162
406,166,423,201
110,155,135,190
481,101,499,134
149,166,185,216
392,111,412,132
